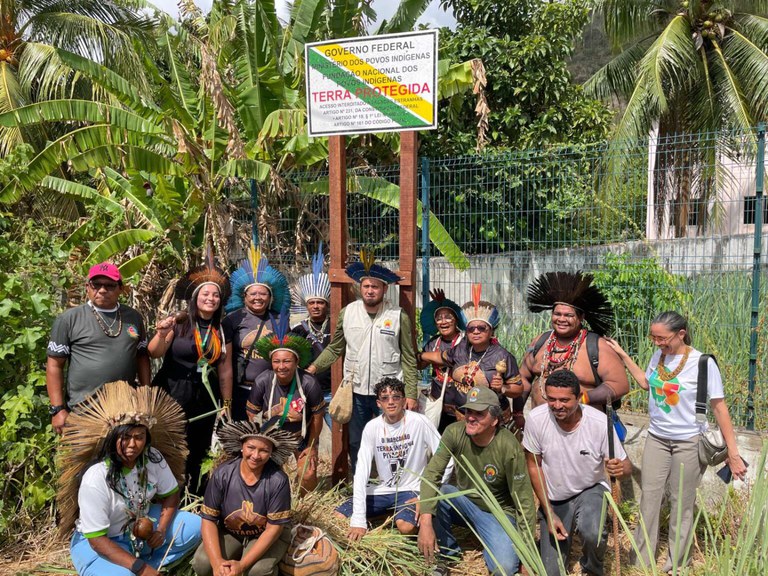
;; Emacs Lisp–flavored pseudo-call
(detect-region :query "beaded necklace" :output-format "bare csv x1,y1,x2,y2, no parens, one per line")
89,303,123,338
458,345,490,392
656,346,691,381
538,329,587,400
116,456,150,554
307,318,328,342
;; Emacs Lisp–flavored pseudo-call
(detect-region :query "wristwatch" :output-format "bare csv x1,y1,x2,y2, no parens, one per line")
48,404,68,416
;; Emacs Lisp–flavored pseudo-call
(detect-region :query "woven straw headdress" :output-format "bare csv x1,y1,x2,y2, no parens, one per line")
56,381,187,537
174,244,230,303
217,418,299,465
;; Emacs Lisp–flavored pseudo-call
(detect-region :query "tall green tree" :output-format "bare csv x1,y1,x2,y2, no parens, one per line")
586,0,768,236
0,0,156,155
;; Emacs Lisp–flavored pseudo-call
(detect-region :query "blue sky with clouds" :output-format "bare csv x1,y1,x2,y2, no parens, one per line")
151,0,455,29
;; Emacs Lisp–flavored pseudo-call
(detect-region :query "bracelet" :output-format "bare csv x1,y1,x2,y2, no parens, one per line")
223,398,232,408
580,391,589,404
130,558,146,574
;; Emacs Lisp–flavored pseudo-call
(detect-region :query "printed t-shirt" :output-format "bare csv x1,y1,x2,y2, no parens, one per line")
200,458,291,540
77,449,179,538
246,370,326,440
645,348,724,440
47,303,148,405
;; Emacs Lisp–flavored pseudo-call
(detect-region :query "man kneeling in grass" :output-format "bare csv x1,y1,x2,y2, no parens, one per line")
335,377,451,540
418,386,535,576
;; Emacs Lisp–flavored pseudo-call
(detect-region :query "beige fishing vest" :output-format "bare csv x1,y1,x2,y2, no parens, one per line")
342,300,402,395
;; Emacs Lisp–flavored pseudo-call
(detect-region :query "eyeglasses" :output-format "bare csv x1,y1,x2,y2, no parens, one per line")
378,395,404,402
89,281,119,291
466,324,489,334
648,333,676,344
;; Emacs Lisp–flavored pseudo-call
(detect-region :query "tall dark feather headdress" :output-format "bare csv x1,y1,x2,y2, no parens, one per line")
526,271,613,336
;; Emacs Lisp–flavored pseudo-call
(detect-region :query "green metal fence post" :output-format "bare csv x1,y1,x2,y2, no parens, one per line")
747,123,765,430
421,157,430,346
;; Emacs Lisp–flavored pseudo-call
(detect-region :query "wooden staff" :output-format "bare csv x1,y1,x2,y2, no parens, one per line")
606,402,621,576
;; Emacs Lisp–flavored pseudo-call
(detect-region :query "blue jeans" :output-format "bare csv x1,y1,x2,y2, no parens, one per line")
70,505,202,576
349,393,380,472
539,484,609,576
433,484,520,575
323,391,332,429
336,490,419,526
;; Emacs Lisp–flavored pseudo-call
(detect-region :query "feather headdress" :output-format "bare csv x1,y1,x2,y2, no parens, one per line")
461,283,500,328
345,248,402,284
421,288,466,338
291,244,331,315
174,244,230,303
254,307,313,368
526,271,613,336
217,417,299,465
56,381,187,537
226,243,289,314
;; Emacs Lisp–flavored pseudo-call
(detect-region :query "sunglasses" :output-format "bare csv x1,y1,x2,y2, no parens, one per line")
378,395,404,402
89,281,119,291
466,324,489,334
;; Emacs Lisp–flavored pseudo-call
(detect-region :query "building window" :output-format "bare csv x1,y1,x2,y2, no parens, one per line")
744,195,768,225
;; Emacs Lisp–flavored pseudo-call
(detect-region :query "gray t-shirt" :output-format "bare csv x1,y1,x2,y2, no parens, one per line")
47,303,148,405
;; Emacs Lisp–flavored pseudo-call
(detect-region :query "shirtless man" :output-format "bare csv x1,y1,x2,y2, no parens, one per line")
520,271,628,410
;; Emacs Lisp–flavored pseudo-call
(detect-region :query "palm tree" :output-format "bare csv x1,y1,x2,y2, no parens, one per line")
586,0,768,236
0,0,156,155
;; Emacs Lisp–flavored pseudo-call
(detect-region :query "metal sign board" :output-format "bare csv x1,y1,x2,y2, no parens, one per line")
305,30,438,137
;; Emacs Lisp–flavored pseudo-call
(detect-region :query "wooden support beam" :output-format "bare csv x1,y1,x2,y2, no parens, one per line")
399,131,418,324
328,135,350,484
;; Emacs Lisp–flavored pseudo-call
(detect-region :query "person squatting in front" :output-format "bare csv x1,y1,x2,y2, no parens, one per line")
335,377,452,541
523,369,632,576
246,314,326,494
418,386,536,576
61,381,202,576
192,420,299,576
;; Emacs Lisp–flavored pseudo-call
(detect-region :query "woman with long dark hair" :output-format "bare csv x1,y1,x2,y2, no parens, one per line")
62,382,201,576
149,255,233,494
606,311,747,573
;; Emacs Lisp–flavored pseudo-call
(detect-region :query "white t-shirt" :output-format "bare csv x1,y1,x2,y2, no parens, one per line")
523,404,627,502
645,348,724,440
77,449,179,538
351,410,452,528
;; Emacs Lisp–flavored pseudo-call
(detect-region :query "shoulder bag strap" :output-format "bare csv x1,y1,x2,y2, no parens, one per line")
696,353,717,421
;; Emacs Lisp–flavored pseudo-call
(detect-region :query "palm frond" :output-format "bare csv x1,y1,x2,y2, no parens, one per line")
722,28,768,123
0,62,26,156
599,0,667,48
83,229,159,266
376,0,430,34
584,36,654,101
710,39,754,134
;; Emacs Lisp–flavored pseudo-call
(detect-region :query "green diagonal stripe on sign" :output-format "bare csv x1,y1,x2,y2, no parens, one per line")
308,49,429,128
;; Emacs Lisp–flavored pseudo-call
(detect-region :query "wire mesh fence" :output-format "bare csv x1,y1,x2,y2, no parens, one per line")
247,126,768,429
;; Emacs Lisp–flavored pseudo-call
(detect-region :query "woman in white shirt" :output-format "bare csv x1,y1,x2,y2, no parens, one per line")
606,311,746,573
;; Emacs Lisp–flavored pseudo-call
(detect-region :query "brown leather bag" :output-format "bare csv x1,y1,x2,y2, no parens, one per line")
278,524,339,576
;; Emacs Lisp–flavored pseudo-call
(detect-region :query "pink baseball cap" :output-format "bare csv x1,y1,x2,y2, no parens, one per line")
88,262,122,282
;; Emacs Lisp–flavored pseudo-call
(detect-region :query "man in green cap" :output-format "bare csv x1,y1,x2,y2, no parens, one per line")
418,387,535,576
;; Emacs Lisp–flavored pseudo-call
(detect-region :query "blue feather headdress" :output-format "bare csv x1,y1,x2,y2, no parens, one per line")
291,244,331,315
226,244,289,314
345,248,402,284
461,283,500,329
253,306,313,368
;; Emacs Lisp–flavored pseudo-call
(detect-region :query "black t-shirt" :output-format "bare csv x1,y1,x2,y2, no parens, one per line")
422,334,463,399
200,458,291,540
222,309,277,384
292,319,331,393
246,370,326,440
